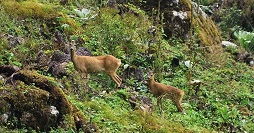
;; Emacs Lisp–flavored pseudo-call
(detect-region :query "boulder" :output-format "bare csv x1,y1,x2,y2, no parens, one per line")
0,66,97,132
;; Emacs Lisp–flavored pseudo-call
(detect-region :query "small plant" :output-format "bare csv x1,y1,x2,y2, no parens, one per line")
0,50,22,67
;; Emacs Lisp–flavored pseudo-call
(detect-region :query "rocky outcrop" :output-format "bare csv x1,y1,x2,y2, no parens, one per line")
118,0,222,52
33,46,92,78
1,34,25,47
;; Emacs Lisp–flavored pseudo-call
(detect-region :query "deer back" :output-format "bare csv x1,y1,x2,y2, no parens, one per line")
149,75,184,98
96,55,121,73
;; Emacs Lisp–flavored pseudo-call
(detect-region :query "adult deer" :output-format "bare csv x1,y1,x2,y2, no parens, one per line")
70,40,122,88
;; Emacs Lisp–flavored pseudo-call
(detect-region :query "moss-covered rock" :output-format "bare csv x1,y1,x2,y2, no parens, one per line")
1,0,58,20
1,0,82,34
0,66,97,132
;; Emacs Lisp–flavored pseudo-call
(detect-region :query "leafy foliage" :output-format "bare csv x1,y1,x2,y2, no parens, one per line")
217,7,242,39
80,7,152,66
234,30,254,53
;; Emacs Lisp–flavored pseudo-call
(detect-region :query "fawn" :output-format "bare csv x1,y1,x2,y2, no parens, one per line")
147,71,185,113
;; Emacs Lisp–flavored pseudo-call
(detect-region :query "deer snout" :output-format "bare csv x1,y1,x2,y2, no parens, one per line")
70,45,75,51
70,47,74,51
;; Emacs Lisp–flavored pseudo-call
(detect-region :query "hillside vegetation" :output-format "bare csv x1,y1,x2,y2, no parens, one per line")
0,0,253,132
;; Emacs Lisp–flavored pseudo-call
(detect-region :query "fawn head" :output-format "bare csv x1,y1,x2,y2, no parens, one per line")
147,69,155,80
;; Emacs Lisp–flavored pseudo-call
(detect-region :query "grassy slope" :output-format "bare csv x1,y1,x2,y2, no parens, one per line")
0,0,253,132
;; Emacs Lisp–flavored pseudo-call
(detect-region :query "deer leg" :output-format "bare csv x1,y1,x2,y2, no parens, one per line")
81,73,89,84
175,101,184,113
80,70,88,79
115,74,122,82
109,73,122,88
115,74,122,85
81,73,85,79
157,97,163,114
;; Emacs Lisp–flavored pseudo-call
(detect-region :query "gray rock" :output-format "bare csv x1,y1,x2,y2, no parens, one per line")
222,41,238,48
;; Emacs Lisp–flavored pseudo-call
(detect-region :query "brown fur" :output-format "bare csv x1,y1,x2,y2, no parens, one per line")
148,72,185,113
70,41,122,88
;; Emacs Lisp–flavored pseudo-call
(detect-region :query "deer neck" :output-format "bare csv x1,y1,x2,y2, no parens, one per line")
148,75,155,87
149,75,162,96
70,49,77,63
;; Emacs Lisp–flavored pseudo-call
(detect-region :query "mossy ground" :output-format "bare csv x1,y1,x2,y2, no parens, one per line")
0,0,253,132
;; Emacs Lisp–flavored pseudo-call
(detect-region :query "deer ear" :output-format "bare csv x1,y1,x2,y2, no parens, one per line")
146,67,154,74
70,40,76,48
146,67,152,72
